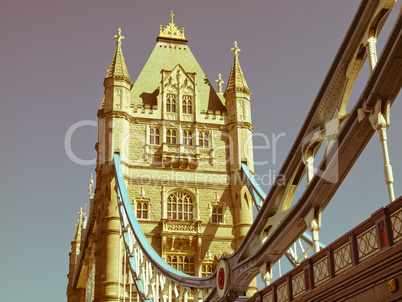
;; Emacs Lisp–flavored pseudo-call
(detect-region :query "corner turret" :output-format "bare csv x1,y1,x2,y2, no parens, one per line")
97,28,132,165
224,41,254,169
67,208,86,301
224,41,251,99
224,42,254,251
101,28,132,113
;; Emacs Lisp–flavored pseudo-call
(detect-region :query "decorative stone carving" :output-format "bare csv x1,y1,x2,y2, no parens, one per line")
158,11,186,41
182,114,193,122
388,278,398,293
167,224,196,232
166,238,196,252
140,186,146,198
166,113,177,120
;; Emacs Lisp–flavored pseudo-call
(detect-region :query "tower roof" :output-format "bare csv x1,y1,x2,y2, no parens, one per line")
224,41,251,96
129,12,225,112
105,28,132,84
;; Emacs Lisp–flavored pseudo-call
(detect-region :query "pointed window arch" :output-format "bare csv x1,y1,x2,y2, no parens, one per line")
167,254,195,276
201,264,215,277
166,129,177,144
182,99,187,113
183,130,193,146
212,205,223,223
167,191,193,221
136,201,148,219
150,128,160,145
166,94,176,113
182,95,192,114
199,132,209,148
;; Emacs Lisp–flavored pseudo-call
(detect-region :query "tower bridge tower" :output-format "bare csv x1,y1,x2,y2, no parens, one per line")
67,13,255,302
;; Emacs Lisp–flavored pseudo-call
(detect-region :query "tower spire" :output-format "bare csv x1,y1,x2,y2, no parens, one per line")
105,28,132,85
224,41,251,96
101,27,132,114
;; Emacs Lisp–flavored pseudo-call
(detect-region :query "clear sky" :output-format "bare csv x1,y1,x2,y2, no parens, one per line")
0,0,401,301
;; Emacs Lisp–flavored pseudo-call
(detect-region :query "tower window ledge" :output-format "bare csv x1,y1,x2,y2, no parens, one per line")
181,113,193,122
166,112,178,120
162,143,180,154
161,155,199,169
162,219,201,234
198,147,211,152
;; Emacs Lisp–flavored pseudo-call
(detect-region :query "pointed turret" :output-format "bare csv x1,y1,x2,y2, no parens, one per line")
224,42,254,251
105,28,132,84
98,28,132,164
101,28,132,115
67,209,85,301
224,41,251,97
224,41,252,125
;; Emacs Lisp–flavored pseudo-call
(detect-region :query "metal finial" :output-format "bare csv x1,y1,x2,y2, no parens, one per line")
158,11,186,40
170,11,174,24
215,73,224,93
114,28,125,43
231,41,241,56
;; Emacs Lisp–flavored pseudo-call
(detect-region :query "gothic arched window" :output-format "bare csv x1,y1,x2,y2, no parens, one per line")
167,192,193,221
166,129,177,144
199,132,209,148
182,99,187,113
201,264,215,277
212,205,223,223
166,94,176,113
187,99,192,114
150,128,160,145
182,95,192,114
167,255,195,275
136,201,148,219
183,130,192,146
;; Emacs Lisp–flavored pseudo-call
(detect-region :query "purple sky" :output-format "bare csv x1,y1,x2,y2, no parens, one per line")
0,0,401,300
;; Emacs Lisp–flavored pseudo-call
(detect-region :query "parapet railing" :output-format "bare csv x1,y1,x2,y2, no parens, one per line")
245,196,402,302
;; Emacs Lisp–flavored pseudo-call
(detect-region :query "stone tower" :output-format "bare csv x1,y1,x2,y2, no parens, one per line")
224,41,254,247
67,13,255,302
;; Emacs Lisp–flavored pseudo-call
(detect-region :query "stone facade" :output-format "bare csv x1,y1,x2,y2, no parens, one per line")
67,15,255,302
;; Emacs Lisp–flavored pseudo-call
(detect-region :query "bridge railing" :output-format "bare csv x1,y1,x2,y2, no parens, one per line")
245,196,402,302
